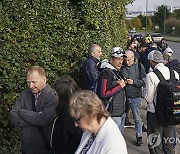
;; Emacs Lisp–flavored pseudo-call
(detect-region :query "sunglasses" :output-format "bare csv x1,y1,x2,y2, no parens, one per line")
74,117,82,124
110,50,123,57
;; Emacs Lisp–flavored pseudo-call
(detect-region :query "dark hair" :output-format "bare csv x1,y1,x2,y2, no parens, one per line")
139,42,148,48
53,77,78,115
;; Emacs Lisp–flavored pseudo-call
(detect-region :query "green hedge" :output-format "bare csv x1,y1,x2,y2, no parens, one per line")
0,0,132,152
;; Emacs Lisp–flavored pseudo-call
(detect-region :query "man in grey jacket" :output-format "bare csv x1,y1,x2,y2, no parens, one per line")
121,50,146,146
10,66,58,154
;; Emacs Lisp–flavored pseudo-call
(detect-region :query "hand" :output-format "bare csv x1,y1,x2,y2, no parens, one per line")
117,79,126,88
126,79,133,85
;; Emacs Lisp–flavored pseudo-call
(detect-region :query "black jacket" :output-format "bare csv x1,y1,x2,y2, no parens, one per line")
50,110,82,154
166,59,180,75
81,55,100,90
97,67,126,117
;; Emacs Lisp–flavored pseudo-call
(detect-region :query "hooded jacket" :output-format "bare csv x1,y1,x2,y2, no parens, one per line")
97,59,126,117
165,59,180,75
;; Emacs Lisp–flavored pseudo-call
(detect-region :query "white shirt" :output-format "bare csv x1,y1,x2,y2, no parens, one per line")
145,63,179,113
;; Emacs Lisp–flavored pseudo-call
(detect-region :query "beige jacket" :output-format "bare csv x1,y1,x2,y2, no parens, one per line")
145,63,179,113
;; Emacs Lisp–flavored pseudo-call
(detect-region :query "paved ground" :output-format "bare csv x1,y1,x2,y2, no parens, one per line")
164,36,180,43
124,99,180,154
166,41,180,60
176,126,180,154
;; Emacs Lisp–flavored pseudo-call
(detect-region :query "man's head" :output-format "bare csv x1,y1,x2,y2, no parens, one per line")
27,66,47,94
128,43,137,52
124,50,135,67
163,47,173,64
151,43,158,48
148,50,165,68
109,47,125,70
88,44,102,60
139,43,148,53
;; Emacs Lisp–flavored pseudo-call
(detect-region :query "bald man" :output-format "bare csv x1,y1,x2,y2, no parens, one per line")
121,50,146,146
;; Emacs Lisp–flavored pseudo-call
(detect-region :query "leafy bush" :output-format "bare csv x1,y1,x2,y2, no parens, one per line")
0,0,132,152
165,17,180,36
0,127,21,154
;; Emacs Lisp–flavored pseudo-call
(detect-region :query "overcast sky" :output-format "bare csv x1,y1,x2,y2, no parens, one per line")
127,0,180,12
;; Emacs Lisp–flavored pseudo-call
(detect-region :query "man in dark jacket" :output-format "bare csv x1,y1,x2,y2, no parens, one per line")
163,47,180,149
138,42,149,74
121,50,146,146
81,44,102,91
97,47,126,134
10,66,58,154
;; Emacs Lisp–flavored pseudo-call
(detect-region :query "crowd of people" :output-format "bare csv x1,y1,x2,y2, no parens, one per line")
81,34,179,154
10,34,180,154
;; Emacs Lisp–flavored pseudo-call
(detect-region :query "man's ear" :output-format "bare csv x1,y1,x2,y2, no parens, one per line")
91,51,94,56
109,58,112,63
43,77,47,83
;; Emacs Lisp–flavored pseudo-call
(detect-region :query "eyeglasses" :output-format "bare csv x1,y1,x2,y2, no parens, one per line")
74,117,82,124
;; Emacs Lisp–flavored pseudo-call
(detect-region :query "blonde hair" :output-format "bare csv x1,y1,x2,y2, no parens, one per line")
27,66,46,77
69,90,110,124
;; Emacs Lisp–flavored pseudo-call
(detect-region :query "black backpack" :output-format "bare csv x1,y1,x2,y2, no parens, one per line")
154,69,180,126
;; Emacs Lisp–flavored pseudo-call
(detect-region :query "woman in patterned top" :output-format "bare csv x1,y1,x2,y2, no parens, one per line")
69,90,127,154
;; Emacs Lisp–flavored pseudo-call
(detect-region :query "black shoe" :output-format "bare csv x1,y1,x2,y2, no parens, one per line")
137,137,143,146
125,121,135,128
142,124,147,132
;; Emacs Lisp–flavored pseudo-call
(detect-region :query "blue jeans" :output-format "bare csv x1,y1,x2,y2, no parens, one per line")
129,97,142,138
112,113,126,134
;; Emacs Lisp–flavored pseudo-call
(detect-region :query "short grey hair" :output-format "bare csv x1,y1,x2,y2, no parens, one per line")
125,50,134,58
88,44,101,54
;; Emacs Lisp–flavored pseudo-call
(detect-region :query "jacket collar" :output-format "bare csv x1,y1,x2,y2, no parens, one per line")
75,117,112,153
39,84,51,96
154,63,165,70
93,117,112,143
100,59,118,71
166,59,180,68
29,84,53,110
88,55,99,64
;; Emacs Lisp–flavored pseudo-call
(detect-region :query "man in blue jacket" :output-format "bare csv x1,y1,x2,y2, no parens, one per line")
81,44,102,91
